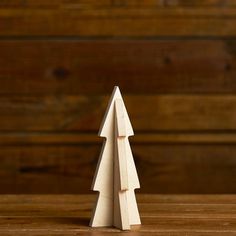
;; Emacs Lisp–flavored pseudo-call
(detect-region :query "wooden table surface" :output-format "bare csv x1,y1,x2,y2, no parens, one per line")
1,194,236,235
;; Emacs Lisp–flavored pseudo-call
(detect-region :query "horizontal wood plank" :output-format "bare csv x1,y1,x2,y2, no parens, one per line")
3,133,236,145
0,95,236,131
3,194,236,204
164,0,236,7
3,202,236,218
0,40,235,94
0,216,236,232
1,8,236,36
0,195,236,235
0,0,111,8
0,0,236,8
0,144,236,194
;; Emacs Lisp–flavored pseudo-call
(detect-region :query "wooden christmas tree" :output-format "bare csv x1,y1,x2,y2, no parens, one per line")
90,86,141,230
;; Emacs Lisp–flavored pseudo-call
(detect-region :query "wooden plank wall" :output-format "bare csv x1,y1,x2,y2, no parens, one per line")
1,0,236,193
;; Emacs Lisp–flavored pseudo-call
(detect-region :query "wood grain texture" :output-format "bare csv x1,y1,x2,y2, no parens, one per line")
0,95,236,131
0,40,236,94
0,144,236,194
1,0,236,8
1,6,236,36
2,133,236,145
0,194,236,235
1,1,236,195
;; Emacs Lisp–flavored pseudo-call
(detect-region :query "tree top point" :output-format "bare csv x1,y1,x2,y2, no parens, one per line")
98,86,134,137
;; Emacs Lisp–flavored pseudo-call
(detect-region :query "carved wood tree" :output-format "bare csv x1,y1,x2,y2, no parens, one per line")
90,86,141,230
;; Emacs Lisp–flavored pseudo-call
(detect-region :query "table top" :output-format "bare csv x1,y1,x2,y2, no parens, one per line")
1,194,236,235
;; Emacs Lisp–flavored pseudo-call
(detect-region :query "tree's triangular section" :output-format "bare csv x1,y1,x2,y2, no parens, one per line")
99,86,133,137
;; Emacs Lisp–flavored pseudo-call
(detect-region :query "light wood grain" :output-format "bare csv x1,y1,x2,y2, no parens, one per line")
0,194,236,235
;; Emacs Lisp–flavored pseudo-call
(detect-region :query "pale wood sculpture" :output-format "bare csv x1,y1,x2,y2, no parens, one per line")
90,86,141,230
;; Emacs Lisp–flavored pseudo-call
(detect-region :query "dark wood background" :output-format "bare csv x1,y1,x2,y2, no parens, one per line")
1,0,236,194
